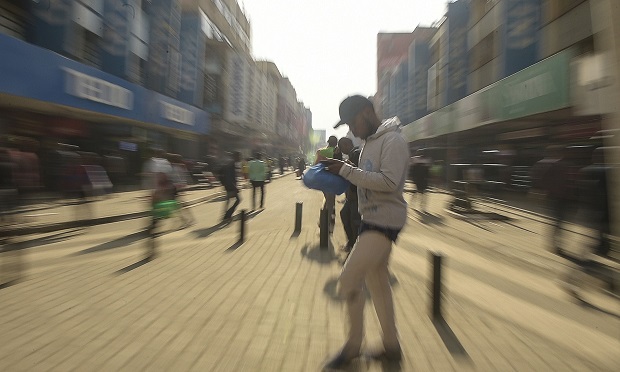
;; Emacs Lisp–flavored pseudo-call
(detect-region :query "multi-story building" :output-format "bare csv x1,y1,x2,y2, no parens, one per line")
0,0,210,190
0,0,310,190
399,0,607,195
183,0,310,158
376,33,418,119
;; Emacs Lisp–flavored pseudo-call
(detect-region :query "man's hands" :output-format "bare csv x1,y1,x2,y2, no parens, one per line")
321,158,345,174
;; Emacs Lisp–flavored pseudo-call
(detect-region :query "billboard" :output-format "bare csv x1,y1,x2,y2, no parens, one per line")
29,0,72,53
101,0,131,79
447,0,469,104
410,41,430,120
179,14,206,107
503,0,541,77
225,51,249,123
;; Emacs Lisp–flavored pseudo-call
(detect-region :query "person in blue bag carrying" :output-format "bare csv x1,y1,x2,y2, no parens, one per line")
321,95,409,369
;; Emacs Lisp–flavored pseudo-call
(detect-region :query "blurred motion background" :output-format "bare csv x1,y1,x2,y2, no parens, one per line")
0,0,618,257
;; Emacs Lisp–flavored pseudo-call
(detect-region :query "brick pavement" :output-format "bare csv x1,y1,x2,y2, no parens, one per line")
0,176,619,371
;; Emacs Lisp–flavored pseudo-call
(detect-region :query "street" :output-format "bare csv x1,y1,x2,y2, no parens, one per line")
0,174,618,371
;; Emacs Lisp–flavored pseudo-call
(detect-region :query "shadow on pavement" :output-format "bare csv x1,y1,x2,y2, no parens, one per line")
226,241,244,251
432,316,470,360
0,245,25,290
414,210,445,226
300,243,335,265
73,230,149,255
208,195,228,203
0,228,84,251
115,255,154,275
193,221,229,238
245,208,264,219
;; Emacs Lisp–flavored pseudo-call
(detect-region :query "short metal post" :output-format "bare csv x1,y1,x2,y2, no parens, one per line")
295,202,303,232
430,251,443,319
320,207,328,249
239,209,246,243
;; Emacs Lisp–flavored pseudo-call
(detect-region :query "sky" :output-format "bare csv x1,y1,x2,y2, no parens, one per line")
241,0,449,139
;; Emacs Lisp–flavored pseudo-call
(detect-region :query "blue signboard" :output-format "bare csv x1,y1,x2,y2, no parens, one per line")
146,91,209,134
0,33,210,135
503,0,541,77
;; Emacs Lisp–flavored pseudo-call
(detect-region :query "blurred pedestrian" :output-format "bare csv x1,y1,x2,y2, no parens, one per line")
579,147,611,257
169,154,195,228
249,152,267,210
337,137,361,253
531,146,572,253
279,154,285,175
220,151,241,223
410,155,431,212
323,95,409,368
142,148,173,191
296,156,306,179
315,135,339,233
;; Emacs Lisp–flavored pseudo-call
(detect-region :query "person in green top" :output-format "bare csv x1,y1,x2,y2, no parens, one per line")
314,136,340,233
248,152,267,210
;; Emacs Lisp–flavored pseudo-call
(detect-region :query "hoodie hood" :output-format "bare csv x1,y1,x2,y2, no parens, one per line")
368,116,401,140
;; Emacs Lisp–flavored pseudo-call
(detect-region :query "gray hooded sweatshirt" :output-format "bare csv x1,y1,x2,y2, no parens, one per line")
338,117,410,230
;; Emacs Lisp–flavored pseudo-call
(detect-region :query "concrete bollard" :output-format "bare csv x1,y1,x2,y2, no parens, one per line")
295,202,303,232
320,207,328,249
430,251,443,320
239,209,246,243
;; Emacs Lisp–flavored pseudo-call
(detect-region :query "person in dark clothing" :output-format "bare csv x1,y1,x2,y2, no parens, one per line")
278,155,285,175
531,146,571,252
579,147,611,256
220,151,241,223
410,155,430,213
296,156,306,179
337,137,361,253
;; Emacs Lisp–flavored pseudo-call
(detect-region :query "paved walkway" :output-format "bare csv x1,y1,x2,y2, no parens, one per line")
0,175,618,371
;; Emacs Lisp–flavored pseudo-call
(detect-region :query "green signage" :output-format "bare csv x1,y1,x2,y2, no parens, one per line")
499,49,573,120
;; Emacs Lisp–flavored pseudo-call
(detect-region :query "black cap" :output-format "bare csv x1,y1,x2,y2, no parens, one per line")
334,95,374,128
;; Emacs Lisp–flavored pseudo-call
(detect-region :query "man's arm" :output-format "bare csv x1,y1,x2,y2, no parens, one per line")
336,134,409,192
314,149,324,165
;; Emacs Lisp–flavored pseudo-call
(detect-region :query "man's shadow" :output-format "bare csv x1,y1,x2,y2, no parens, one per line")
414,210,445,226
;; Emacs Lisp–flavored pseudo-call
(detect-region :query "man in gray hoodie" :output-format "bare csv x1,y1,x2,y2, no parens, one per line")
322,95,409,369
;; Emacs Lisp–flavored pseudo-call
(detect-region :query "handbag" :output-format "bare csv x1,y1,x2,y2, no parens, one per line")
302,163,350,195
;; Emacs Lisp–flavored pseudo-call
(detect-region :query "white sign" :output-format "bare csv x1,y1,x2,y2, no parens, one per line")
160,101,195,126
64,68,133,109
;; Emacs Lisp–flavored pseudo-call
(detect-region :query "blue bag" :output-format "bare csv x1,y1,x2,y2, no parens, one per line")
302,163,350,195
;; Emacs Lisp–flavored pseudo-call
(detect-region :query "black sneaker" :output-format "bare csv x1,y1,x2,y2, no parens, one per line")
323,349,359,370
364,347,402,362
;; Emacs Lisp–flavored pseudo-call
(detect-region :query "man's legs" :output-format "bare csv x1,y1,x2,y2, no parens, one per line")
251,181,257,210
259,181,265,208
222,192,231,219
336,230,393,357
365,246,399,353
224,191,240,219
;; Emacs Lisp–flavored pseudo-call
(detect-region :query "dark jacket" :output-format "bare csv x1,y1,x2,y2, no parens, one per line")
220,161,238,192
